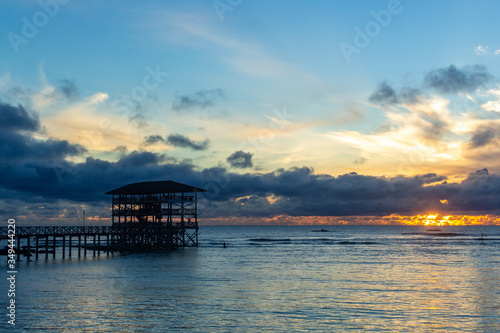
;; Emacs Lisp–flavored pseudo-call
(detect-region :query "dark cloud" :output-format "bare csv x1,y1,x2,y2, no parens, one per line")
369,81,399,105
424,65,492,94
354,157,367,165
116,151,165,167
0,129,85,161
418,110,450,143
469,125,498,148
58,79,79,99
1,139,499,219
166,134,209,151
370,65,493,108
172,89,225,111
142,134,209,151
144,135,165,145
467,168,489,178
0,102,40,132
400,87,422,104
0,103,86,161
129,114,147,128
227,151,253,168
112,145,127,153
1,101,500,223
369,83,424,106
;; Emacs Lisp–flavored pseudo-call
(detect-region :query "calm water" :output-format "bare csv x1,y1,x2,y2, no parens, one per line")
2,225,500,332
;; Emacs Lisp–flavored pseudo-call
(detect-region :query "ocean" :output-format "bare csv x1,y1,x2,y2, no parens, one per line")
2,225,500,332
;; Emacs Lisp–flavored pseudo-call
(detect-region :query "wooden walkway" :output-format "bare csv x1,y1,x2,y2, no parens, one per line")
0,223,198,261
0,226,115,260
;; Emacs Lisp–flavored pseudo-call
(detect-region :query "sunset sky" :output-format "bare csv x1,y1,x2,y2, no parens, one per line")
1,0,500,225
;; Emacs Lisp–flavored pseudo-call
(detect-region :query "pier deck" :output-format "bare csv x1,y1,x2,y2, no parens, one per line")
0,221,198,261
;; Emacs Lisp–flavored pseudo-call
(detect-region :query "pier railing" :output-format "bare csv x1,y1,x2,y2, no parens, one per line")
0,226,113,237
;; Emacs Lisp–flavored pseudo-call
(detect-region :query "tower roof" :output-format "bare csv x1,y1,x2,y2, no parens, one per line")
105,180,206,195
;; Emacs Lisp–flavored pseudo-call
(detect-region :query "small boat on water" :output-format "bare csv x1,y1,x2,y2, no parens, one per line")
311,229,330,232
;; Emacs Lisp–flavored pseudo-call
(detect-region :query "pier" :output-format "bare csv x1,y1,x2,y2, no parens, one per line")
1,180,206,261
0,226,114,260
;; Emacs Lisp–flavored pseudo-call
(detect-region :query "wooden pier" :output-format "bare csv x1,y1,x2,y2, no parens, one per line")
0,226,114,260
1,180,205,261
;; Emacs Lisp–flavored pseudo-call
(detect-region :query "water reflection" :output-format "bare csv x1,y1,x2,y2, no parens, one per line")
4,226,500,332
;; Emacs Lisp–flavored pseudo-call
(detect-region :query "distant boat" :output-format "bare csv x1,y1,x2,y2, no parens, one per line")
311,229,330,232
426,228,442,232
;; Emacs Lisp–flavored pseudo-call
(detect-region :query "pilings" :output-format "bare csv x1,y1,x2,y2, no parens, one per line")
0,223,198,261
0,226,115,261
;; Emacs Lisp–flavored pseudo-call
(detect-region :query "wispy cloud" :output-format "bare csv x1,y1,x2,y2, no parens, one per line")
227,150,253,168
331,65,500,176
157,12,291,78
172,89,225,112
424,65,492,94
167,133,209,150
144,133,209,151
475,44,488,55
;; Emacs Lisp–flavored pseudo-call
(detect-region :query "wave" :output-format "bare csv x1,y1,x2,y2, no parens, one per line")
246,238,377,246
248,238,292,242
402,232,467,237
337,240,377,245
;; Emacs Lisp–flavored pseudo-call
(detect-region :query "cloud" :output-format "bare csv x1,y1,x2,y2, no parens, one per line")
144,135,165,145
352,64,500,174
475,44,488,56
166,134,209,150
369,81,399,105
369,82,422,106
399,87,422,104
112,145,128,153
58,79,79,99
172,89,225,111
468,125,499,148
227,151,253,168
200,167,500,218
354,157,367,165
129,114,148,128
1,117,500,221
116,151,165,167
424,65,492,94
0,102,86,162
143,133,209,151
2,93,500,224
0,102,40,132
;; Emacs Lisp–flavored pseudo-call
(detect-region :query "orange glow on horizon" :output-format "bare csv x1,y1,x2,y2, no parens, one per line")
201,214,500,226
387,213,500,226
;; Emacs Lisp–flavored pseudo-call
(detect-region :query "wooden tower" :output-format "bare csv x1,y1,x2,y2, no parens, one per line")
106,180,206,251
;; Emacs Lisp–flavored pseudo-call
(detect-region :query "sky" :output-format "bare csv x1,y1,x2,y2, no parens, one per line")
1,0,500,226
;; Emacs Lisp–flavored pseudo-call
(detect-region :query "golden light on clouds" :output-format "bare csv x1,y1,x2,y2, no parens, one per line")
202,214,500,226
397,213,500,226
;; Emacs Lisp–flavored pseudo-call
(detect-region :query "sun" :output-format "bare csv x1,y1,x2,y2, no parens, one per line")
422,214,452,226
398,214,500,226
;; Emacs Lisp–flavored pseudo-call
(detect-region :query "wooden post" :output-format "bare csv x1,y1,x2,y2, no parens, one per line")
62,235,66,259
69,235,72,257
16,237,21,261
93,234,96,257
107,234,110,255
78,234,81,258
84,234,87,257
27,236,31,261
53,235,56,259
36,236,39,260
97,234,101,256
45,236,49,260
